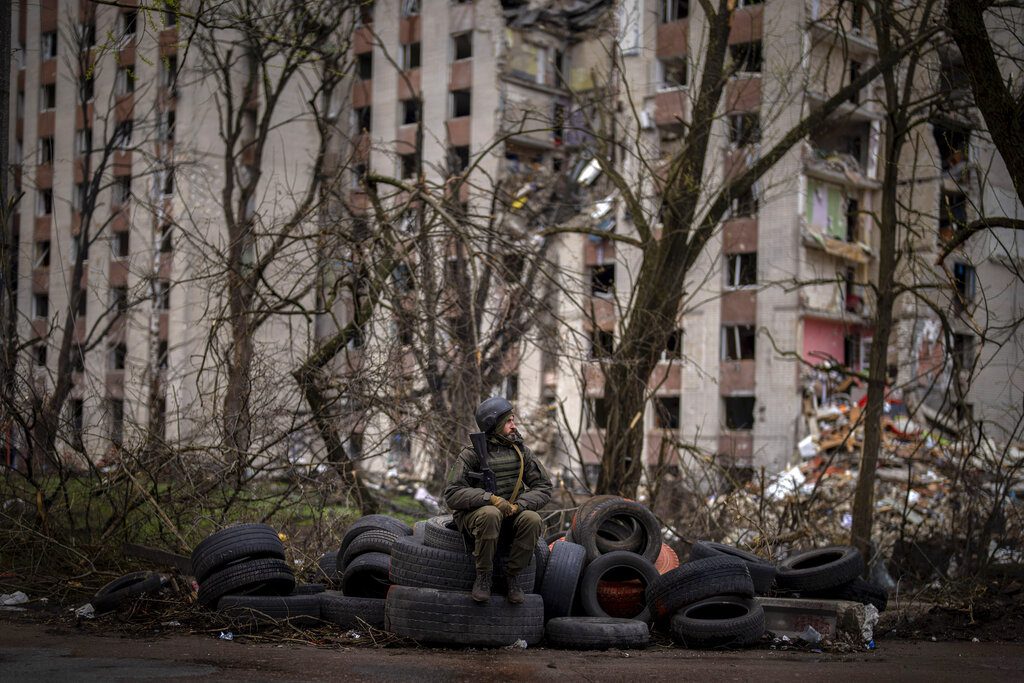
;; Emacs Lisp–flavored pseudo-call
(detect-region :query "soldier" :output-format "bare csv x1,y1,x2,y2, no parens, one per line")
443,397,553,603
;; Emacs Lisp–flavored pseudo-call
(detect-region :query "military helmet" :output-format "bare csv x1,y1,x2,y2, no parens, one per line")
475,396,513,434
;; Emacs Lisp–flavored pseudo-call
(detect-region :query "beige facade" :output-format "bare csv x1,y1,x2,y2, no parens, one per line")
8,0,1022,484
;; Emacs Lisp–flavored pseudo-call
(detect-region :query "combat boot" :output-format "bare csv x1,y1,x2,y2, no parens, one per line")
471,570,492,602
505,575,525,604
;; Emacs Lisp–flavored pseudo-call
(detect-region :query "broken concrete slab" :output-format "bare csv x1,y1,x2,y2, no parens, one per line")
756,596,869,640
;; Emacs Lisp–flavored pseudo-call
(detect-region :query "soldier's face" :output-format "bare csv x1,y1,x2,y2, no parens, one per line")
501,414,516,436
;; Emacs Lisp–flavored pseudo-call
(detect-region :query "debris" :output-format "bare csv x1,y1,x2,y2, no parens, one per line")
218,631,234,641
74,603,96,619
1,591,29,606
861,604,879,643
798,625,823,644
507,639,529,649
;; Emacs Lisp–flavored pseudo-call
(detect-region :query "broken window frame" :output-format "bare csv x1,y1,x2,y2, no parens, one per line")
952,261,976,305
400,98,420,125
452,32,472,61
730,41,763,74
586,396,610,430
356,52,373,80
725,252,757,288
400,42,421,70
724,395,756,430
721,325,756,361
661,328,684,361
590,328,614,359
661,0,689,22
728,112,761,147
654,395,681,429
450,89,472,118
590,264,615,298
659,57,688,90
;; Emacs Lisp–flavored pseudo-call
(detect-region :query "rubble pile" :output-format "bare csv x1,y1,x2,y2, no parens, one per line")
705,389,1024,578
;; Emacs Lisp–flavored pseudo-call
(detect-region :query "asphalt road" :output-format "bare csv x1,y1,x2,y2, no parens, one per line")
2,619,1023,682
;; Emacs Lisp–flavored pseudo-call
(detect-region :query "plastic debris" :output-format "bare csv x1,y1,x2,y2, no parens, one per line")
161,621,182,627
74,603,95,619
798,435,818,458
866,639,876,650
798,625,822,644
219,631,234,641
1,591,29,606
507,639,528,649
862,604,880,643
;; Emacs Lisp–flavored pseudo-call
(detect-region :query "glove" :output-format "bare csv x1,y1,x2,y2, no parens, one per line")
489,494,516,517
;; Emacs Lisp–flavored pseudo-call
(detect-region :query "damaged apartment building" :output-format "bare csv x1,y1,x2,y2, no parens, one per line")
8,0,1021,483
330,0,1022,481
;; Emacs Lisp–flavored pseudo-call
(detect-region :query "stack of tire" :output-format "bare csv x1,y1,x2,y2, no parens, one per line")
776,545,887,612
191,523,320,627
384,514,548,647
319,514,414,630
645,553,764,648
537,497,665,650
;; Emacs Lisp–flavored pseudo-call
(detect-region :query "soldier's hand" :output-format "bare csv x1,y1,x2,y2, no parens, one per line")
489,494,516,516
508,503,520,516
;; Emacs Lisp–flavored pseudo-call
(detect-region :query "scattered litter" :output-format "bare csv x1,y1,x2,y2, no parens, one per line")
507,639,528,649
74,603,96,619
866,639,876,650
161,621,181,627
971,637,979,642
345,630,362,639
219,631,234,641
861,604,880,643
1,591,29,606
798,625,822,644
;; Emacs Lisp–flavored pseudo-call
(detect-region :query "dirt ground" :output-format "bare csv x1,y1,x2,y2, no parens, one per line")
3,614,1024,683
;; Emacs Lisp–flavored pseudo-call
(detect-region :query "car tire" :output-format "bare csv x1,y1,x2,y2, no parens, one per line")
320,591,386,629
217,594,321,628
572,498,662,563
579,551,660,623
545,616,650,650
776,546,863,593
340,528,399,570
190,524,285,583
539,541,586,620
646,556,754,626
340,515,412,553
422,515,467,552
388,536,535,593
197,557,295,608
690,541,777,595
92,571,165,614
341,551,392,599
315,551,339,585
669,596,765,648
385,586,544,647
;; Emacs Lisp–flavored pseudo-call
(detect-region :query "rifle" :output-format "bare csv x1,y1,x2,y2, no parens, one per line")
468,432,498,494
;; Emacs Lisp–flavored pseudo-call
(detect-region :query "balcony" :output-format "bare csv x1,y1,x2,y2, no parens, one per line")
808,18,878,58
653,89,688,131
656,19,688,60
802,143,879,189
